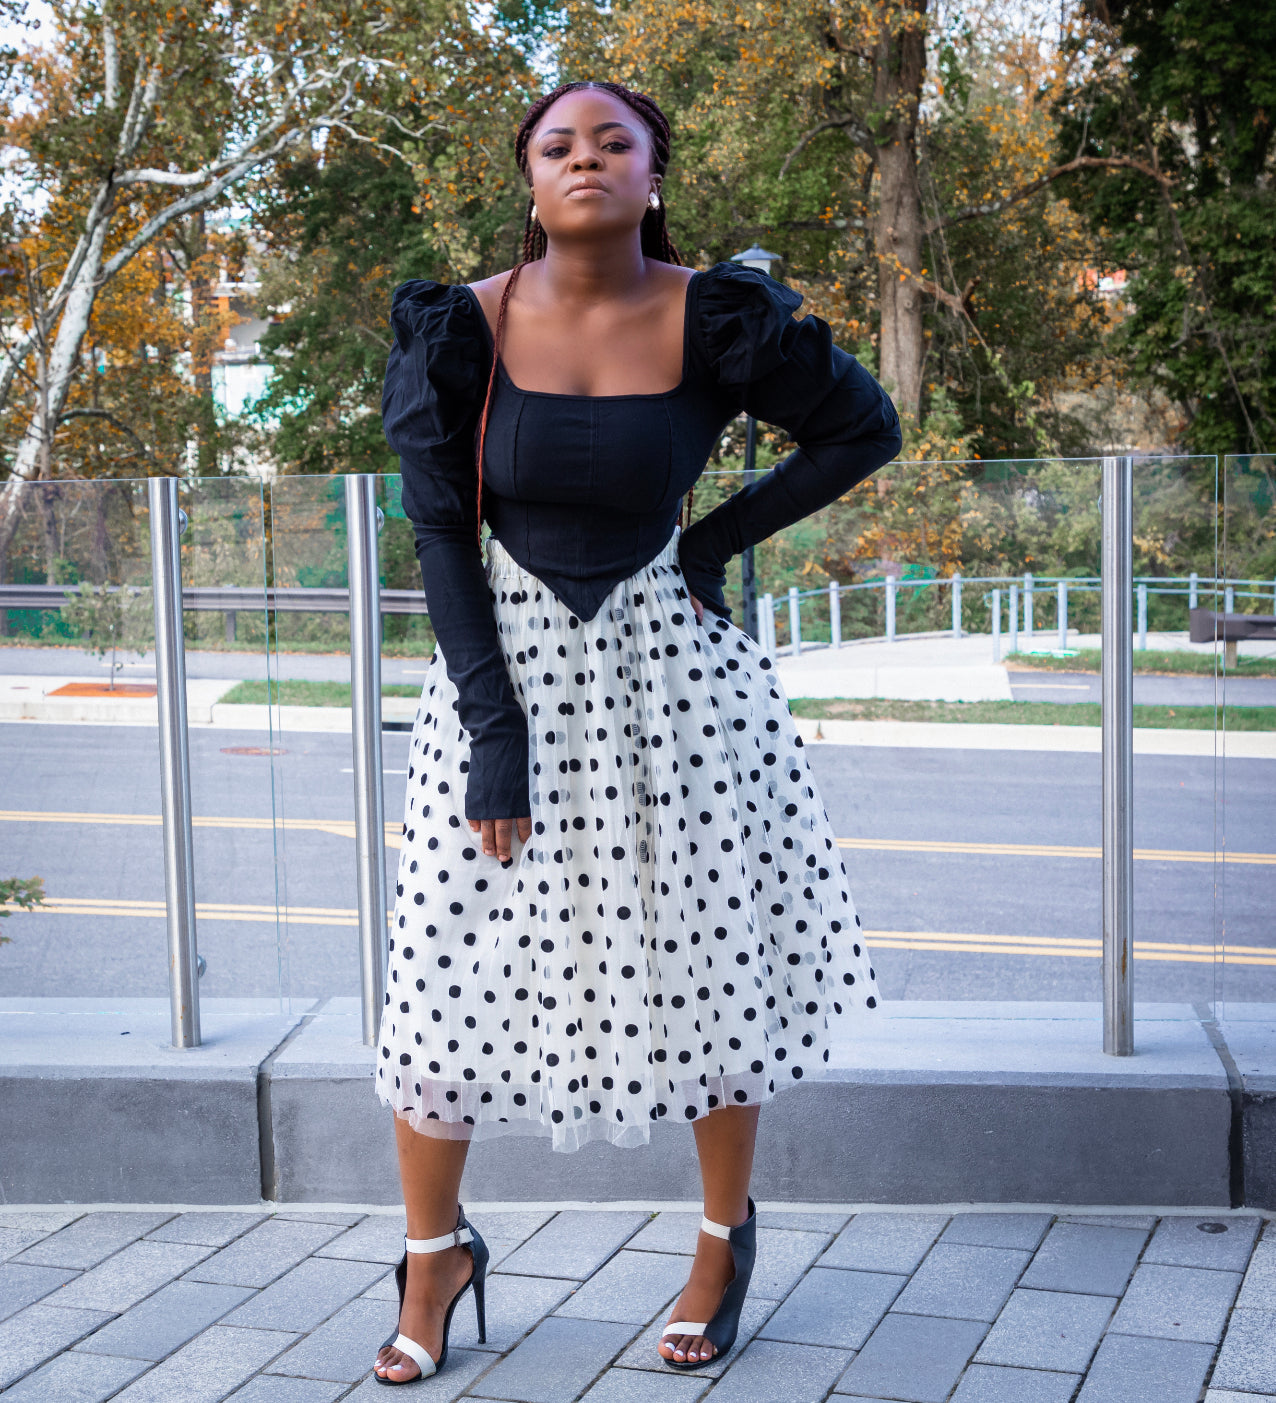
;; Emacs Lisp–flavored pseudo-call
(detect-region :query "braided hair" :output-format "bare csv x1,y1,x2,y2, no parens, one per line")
474,81,692,546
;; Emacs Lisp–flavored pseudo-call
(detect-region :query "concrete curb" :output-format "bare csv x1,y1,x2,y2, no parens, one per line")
3,998,1273,1208
791,716,1276,758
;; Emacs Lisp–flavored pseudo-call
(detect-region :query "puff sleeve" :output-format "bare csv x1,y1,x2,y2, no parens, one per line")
677,262,902,622
381,279,530,822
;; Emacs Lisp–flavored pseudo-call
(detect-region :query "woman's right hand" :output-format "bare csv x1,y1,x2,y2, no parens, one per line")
468,815,532,862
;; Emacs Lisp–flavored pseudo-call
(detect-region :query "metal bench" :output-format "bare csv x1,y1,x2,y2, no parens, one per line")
1189,607,1276,668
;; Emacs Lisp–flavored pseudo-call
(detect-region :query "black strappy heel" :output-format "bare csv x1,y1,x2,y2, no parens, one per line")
373,1203,489,1386
658,1196,756,1369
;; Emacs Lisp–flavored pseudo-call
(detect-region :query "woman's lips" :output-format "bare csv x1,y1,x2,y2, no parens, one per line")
566,186,609,198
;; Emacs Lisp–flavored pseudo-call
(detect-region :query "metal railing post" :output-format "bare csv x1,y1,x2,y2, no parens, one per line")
1009,583,1019,655
1024,573,1034,640
148,477,200,1049
346,475,388,1047
951,573,962,639
829,581,841,649
1224,584,1235,614
885,575,896,642
762,592,776,660
1137,582,1148,650
756,595,769,654
991,588,1001,663
1189,571,1198,611
1057,579,1068,650
1102,454,1134,1056
788,586,802,655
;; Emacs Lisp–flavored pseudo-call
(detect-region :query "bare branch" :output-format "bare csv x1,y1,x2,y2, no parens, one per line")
57,408,154,461
779,113,874,179
926,154,1170,234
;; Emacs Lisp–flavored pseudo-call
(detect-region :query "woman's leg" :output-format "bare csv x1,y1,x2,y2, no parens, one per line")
374,1114,475,1383
658,1104,759,1364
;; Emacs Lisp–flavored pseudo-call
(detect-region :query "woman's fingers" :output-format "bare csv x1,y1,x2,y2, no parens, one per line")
468,816,533,860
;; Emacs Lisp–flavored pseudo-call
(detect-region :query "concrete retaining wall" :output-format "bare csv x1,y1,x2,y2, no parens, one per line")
3,997,1273,1208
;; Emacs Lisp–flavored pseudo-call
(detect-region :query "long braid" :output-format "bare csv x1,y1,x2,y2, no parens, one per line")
476,80,695,533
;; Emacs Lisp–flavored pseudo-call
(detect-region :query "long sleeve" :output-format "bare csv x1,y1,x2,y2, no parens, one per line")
677,263,903,623
381,279,530,821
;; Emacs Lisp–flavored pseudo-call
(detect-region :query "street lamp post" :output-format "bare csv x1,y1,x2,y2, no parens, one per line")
730,245,782,642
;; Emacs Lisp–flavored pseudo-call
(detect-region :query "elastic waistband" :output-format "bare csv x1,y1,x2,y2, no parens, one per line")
484,522,682,581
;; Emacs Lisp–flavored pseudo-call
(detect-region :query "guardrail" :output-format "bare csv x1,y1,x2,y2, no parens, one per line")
2,461,1179,1057
754,572,1275,658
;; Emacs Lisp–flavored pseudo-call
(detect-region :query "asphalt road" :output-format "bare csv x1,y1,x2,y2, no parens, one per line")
1,721,1271,1008
1007,668,1276,707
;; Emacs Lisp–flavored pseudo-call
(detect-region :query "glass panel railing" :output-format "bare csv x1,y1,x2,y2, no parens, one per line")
263,473,427,1005
0,478,161,995
1219,454,1276,1017
178,476,282,1002
0,475,279,1002
697,453,1222,1015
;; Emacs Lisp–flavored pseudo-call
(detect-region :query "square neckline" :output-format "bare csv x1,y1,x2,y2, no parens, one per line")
461,269,704,402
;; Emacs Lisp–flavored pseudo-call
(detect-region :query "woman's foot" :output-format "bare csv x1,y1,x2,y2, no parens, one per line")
374,1242,474,1383
657,1224,739,1364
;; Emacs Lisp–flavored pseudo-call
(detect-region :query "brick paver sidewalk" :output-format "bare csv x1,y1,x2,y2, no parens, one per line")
1,1205,1274,1402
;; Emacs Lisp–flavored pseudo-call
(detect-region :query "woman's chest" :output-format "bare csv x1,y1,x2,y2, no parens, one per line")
480,378,736,513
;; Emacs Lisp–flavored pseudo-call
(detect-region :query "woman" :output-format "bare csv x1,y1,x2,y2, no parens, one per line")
373,79,901,1386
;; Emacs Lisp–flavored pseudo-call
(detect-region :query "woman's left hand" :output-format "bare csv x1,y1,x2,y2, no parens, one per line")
689,593,704,624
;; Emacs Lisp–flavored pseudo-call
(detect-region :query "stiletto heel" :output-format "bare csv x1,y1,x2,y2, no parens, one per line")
658,1196,757,1370
373,1203,489,1386
472,1263,487,1343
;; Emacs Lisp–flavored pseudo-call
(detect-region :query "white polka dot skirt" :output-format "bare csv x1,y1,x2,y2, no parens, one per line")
375,524,881,1151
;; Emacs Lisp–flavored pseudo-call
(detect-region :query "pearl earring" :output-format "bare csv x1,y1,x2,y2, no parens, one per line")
648,192,660,210
531,203,539,221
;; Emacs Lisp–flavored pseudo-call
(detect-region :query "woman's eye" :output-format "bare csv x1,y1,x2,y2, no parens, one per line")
542,145,568,158
604,141,631,152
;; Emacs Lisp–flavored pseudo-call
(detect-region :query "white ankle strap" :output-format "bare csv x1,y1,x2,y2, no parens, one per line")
405,1224,473,1253
700,1215,732,1240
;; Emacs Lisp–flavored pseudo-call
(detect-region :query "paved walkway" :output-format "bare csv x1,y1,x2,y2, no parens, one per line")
1,1203,1274,1402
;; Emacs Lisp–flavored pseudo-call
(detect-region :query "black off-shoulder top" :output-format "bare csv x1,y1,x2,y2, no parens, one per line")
381,261,902,820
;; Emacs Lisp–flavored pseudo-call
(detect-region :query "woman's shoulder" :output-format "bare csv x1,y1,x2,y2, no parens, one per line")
388,278,484,353
690,261,807,384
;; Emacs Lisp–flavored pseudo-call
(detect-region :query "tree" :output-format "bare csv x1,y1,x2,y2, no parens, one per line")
1057,0,1276,453
0,0,495,544
559,0,1110,448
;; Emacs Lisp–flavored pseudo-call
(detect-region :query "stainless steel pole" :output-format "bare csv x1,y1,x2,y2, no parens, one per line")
829,581,841,649
346,475,387,1047
951,573,962,639
1102,453,1134,1056
148,477,200,1049
788,586,802,656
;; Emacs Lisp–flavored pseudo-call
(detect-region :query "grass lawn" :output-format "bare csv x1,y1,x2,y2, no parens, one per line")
787,697,1276,730
1007,647,1276,676
226,681,1274,731
220,680,422,706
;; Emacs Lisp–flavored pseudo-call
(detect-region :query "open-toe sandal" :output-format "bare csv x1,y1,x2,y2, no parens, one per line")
373,1203,489,1385
659,1197,756,1370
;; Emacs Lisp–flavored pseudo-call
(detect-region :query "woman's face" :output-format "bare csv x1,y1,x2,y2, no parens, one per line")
525,88,660,247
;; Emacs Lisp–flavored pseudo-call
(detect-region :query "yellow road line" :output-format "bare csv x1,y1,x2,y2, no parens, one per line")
2,810,1272,867
5,898,1274,966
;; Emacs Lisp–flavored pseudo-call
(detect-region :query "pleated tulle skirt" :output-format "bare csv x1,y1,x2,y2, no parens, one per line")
374,523,881,1151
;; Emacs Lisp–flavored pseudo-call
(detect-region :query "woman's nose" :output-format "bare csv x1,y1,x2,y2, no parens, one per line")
570,150,602,170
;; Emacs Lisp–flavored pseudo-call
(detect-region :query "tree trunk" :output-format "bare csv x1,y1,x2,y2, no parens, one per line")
0,211,110,554
873,0,928,424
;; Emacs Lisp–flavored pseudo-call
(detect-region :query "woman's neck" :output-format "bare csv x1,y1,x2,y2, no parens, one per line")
532,238,651,306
